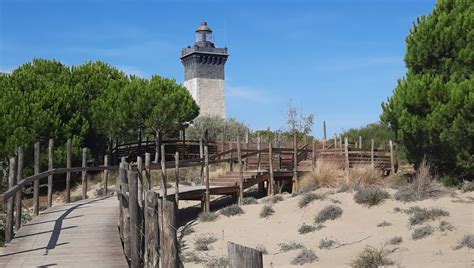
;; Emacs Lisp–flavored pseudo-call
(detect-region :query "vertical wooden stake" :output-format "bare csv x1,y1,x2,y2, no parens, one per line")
344,137,349,171
237,136,243,205
359,136,362,149
144,190,160,267
66,139,71,203
161,199,178,268
137,156,143,208
229,143,234,172
268,142,274,196
160,144,168,200
292,133,298,193
47,139,54,208
371,139,375,167
145,152,151,190
199,139,204,185
339,135,343,149
128,170,140,268
323,121,327,140
15,146,23,231
33,141,40,216
174,151,180,207
389,140,395,175
311,140,316,171
103,155,109,196
82,148,88,200
257,134,261,171
333,134,337,149
5,157,16,243
204,144,210,212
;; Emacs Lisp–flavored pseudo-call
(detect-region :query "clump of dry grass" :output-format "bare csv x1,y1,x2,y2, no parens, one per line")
300,159,345,189
354,186,390,207
298,192,325,208
291,249,318,265
350,246,394,268
318,238,338,249
194,233,218,251
412,225,434,240
314,205,343,223
348,164,383,190
454,234,474,250
259,205,275,218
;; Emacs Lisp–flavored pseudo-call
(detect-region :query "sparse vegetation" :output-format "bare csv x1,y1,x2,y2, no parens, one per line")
377,221,392,227
181,251,205,264
454,234,474,250
387,236,403,245
354,187,390,207
242,197,258,205
350,246,394,268
220,204,244,217
278,241,304,252
461,181,474,193
298,192,325,208
408,207,449,225
348,164,383,190
198,212,218,222
303,159,344,188
179,225,195,236
314,205,343,223
318,238,338,249
314,224,325,231
259,205,275,218
262,195,284,204
205,256,229,268
298,224,316,234
291,249,318,265
412,225,434,240
194,233,218,251
438,221,454,232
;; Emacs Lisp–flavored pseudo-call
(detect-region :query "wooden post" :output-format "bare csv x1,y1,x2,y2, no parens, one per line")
311,140,316,171
204,144,210,212
137,156,143,208
199,138,204,185
161,199,178,268
389,140,395,175
145,190,160,267
47,139,54,207
5,157,16,243
339,135,343,149
33,141,40,216
359,136,362,149
82,147,88,199
371,139,375,167
15,145,23,231
257,134,261,171
118,163,125,238
228,241,263,268
66,139,71,203
145,153,151,190
323,139,326,150
174,151,179,207
268,143,274,196
333,134,337,149
237,136,243,205
160,144,167,200
128,170,141,268
229,143,234,172
103,155,109,196
292,133,298,193
323,121,327,140
344,137,349,171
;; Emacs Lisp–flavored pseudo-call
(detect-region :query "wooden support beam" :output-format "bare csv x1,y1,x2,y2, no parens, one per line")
292,133,298,193
228,241,263,268
137,156,143,208
145,153,151,190
66,139,71,203
33,141,40,216
237,136,243,205
229,143,234,172
311,140,316,171
161,199,178,268
103,155,109,196
334,134,337,149
145,190,159,267
160,144,168,200
257,134,261,171
128,170,140,268
15,145,23,231
344,137,349,171
204,144,210,212
82,148,88,200
5,157,16,243
359,136,362,149
199,139,204,185
389,140,395,175
268,142,274,196
121,163,131,260
371,139,374,167
47,139,54,208
323,121,327,140
174,151,180,207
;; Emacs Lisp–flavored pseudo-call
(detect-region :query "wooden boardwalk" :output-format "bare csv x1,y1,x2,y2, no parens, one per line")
0,196,127,268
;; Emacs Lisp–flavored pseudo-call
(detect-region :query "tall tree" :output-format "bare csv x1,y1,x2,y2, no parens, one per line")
381,0,473,181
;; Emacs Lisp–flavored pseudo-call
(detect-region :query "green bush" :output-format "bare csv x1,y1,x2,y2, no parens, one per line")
242,197,258,205
259,205,275,218
298,192,325,208
314,205,343,223
262,195,284,204
412,225,434,240
318,238,338,250
298,224,316,234
454,234,474,250
350,246,394,268
198,212,218,222
408,207,449,225
278,241,304,252
291,249,318,265
387,236,403,245
354,187,390,207
220,205,244,217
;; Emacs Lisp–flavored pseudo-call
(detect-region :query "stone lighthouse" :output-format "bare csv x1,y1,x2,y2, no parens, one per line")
181,21,228,118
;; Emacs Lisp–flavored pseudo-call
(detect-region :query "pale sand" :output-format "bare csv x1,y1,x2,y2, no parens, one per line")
182,188,474,267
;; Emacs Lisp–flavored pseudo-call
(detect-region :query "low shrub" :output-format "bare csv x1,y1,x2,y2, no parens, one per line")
314,205,343,223
278,241,304,252
198,212,218,222
194,233,218,251
461,181,474,193
291,249,318,265
220,205,244,217
181,251,205,263
242,197,258,205
408,207,449,225
262,195,284,204
376,221,392,227
318,238,338,249
454,234,474,250
337,184,351,193
256,244,268,255
298,224,316,234
298,192,325,208
438,221,454,232
387,236,403,245
308,159,345,188
205,256,229,268
180,225,195,236
412,225,434,240
259,205,274,218
348,164,383,190
354,187,390,207
350,246,394,268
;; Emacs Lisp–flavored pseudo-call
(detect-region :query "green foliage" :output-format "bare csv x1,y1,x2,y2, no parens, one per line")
185,116,248,141
314,205,343,223
219,204,244,217
298,223,316,234
354,187,390,207
341,123,395,150
381,0,474,180
350,246,394,268
278,241,304,252
412,225,434,240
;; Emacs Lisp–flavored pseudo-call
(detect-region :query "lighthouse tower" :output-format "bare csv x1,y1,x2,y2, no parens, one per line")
181,21,229,118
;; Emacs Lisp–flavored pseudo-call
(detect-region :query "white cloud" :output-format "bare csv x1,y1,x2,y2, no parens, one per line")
117,65,149,78
227,85,280,104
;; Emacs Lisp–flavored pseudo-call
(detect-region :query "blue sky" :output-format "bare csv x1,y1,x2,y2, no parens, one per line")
0,0,436,138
